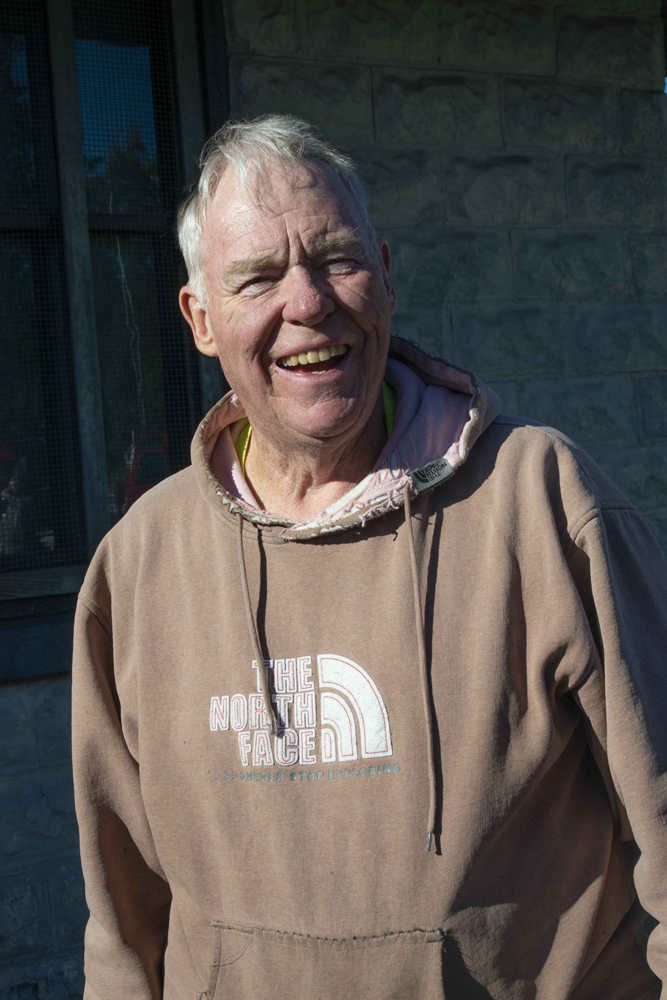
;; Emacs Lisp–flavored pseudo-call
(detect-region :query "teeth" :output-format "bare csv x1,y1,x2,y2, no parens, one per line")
278,345,349,368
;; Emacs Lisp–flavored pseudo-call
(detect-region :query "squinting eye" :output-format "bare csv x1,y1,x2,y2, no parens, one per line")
242,276,275,291
323,258,356,271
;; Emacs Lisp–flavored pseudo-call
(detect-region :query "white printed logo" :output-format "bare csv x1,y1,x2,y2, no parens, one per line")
318,655,392,761
209,654,393,769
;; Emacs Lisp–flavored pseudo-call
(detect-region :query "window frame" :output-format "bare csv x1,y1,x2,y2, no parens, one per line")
0,0,228,603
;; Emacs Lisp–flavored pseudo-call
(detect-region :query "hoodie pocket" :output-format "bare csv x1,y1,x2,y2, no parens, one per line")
205,921,445,1000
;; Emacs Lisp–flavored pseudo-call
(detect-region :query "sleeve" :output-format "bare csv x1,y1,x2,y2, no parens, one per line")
569,503,667,984
72,595,172,1000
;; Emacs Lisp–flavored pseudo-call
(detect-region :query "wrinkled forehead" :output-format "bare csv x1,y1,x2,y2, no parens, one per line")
202,159,367,253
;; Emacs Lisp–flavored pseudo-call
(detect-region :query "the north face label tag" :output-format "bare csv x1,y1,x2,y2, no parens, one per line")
411,459,455,493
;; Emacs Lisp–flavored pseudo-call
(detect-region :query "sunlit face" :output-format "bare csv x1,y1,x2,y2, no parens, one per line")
183,159,396,450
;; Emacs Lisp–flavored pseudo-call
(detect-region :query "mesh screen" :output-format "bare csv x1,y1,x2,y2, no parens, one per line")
77,39,161,215
0,3,57,213
0,0,85,575
90,232,198,520
72,0,201,523
1,0,205,590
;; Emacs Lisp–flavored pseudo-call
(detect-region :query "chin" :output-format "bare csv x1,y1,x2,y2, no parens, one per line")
290,403,362,440
290,423,350,443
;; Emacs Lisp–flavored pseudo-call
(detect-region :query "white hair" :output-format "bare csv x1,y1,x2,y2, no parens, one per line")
177,115,376,305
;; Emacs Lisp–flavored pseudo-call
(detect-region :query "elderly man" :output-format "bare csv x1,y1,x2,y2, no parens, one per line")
73,116,667,1000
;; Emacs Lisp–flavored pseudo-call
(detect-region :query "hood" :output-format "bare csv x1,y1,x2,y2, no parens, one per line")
191,336,501,539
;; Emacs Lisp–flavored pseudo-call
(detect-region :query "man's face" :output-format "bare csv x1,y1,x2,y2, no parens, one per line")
185,160,396,448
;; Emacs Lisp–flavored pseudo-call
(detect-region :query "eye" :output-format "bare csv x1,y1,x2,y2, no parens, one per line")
240,275,276,292
321,257,358,273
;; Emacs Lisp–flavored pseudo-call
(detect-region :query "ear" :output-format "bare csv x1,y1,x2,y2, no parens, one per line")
179,286,219,358
378,240,397,316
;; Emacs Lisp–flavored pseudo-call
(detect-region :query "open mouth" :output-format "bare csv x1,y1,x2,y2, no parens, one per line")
276,344,349,374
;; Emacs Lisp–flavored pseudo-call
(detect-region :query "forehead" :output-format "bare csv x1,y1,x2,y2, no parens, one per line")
202,160,365,256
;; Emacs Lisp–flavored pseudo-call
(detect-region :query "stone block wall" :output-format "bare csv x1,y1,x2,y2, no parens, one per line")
0,670,86,997
225,0,667,545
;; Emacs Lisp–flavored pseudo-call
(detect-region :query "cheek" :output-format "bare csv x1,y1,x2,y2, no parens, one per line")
212,303,275,366
337,274,392,319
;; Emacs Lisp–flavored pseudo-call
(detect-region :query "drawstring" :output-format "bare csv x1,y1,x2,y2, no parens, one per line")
237,513,278,734
403,480,437,853
236,492,437,851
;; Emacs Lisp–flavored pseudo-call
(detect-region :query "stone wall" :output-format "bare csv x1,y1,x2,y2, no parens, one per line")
225,0,667,547
0,665,85,997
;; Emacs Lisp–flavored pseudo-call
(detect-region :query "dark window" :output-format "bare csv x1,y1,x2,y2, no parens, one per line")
72,0,200,523
0,0,227,603
0,1,85,578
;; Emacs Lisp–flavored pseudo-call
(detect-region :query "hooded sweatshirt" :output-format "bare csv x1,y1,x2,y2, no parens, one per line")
73,336,667,1000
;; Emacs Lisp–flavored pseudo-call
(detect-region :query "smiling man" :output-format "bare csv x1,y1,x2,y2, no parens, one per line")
178,139,395,522
73,117,667,1000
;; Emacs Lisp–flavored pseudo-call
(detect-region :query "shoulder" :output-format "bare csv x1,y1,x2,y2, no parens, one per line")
79,465,204,608
120,464,199,520
485,414,589,474
106,465,204,551
485,414,634,509
490,413,586,453
450,414,638,553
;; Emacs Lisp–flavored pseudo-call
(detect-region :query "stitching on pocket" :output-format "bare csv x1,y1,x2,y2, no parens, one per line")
211,920,443,948
215,935,254,968
205,925,223,998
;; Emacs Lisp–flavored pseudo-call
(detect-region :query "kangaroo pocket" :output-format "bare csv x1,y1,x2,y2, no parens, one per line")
205,921,445,1000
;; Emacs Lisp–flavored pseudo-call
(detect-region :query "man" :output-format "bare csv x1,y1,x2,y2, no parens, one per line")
73,115,667,1000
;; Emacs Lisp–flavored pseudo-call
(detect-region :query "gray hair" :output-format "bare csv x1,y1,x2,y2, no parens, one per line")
177,115,375,305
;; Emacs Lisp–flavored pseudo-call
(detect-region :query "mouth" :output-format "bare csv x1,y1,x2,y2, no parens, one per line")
275,344,349,374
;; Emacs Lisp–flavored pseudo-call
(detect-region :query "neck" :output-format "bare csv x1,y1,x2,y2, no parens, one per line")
243,395,386,521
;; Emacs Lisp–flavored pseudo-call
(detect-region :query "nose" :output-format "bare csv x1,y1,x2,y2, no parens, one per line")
281,265,335,327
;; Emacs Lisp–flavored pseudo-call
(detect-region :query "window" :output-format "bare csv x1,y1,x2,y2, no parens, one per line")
73,0,201,525
0,0,227,600
0,1,84,585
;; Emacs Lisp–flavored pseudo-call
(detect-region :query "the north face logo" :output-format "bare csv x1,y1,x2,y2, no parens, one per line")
209,655,393,769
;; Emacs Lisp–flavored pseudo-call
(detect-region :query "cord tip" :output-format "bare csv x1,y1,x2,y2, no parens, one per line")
426,832,432,852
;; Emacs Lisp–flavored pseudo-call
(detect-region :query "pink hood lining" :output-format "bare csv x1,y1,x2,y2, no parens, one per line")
192,337,501,537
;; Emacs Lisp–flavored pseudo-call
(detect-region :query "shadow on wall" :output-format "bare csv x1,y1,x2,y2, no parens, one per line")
0,673,87,998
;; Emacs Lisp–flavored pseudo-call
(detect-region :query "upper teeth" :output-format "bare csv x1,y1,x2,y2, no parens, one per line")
280,344,348,367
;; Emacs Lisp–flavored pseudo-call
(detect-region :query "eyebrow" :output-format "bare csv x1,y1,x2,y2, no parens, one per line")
222,233,368,280
223,253,282,280
305,233,368,259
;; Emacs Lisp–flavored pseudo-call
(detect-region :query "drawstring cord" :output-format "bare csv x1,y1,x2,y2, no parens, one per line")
237,513,278,734
403,480,437,853
236,492,437,852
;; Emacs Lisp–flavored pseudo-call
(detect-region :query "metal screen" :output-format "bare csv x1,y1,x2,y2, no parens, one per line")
0,0,85,576
72,0,200,524
0,0,205,595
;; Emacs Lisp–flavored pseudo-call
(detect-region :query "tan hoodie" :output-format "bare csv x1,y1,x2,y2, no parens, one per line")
73,337,666,1000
